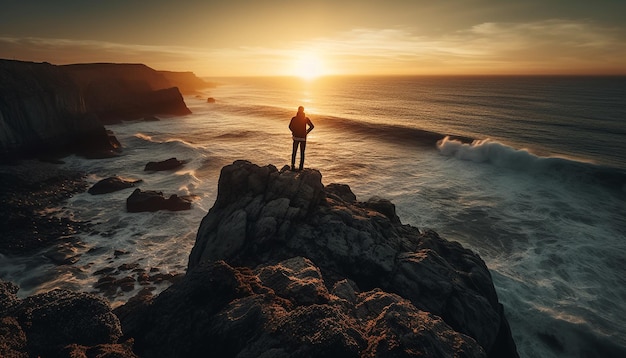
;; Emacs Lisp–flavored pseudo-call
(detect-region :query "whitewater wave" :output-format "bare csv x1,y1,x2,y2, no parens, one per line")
436,136,626,192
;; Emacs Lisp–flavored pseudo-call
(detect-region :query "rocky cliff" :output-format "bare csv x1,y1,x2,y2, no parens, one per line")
0,59,117,160
120,160,518,357
158,70,214,94
62,63,192,124
0,60,200,160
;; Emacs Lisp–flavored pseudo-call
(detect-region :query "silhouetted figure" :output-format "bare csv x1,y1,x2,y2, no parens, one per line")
289,106,314,171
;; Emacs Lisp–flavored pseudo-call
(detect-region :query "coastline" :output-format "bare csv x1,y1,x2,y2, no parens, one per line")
1,159,519,357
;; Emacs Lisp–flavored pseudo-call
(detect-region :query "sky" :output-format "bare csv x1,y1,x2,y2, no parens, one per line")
1,0,625,78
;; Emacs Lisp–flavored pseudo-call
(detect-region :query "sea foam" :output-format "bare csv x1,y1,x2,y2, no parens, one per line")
436,136,626,192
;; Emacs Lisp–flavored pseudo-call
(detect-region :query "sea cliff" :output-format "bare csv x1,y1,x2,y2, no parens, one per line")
0,60,113,160
0,59,207,161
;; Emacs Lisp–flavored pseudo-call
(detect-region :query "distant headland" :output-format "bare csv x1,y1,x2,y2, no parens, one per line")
0,59,212,162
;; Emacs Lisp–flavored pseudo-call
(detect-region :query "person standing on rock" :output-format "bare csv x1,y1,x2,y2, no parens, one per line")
289,106,314,171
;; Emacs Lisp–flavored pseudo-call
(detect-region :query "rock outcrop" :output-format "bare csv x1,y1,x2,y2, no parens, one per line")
144,157,185,171
88,177,142,195
126,188,192,212
0,280,130,357
120,160,518,357
0,59,119,161
119,258,487,357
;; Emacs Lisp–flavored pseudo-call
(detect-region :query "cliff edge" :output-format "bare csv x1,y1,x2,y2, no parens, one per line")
0,60,201,161
0,60,117,160
119,160,519,357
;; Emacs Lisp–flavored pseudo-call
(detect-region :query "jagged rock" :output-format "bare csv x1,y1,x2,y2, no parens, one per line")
119,258,486,358
326,183,357,203
88,177,142,195
0,280,124,357
126,188,191,212
185,160,518,357
144,157,185,171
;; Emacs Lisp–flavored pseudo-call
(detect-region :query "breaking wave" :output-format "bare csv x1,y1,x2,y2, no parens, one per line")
436,136,626,192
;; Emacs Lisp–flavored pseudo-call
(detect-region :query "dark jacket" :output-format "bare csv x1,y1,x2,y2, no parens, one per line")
289,113,314,139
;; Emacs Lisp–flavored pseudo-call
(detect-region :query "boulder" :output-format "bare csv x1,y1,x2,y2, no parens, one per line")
185,160,519,357
144,157,184,171
207,97,216,103
0,280,124,357
88,177,142,195
126,188,191,212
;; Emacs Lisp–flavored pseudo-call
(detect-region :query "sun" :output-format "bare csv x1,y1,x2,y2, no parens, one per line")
292,52,325,80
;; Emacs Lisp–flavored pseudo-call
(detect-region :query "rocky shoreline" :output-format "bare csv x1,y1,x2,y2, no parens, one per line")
1,160,519,357
0,161,89,257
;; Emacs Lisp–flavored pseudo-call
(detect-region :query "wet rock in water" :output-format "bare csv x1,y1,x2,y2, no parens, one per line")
93,267,116,276
114,249,129,257
126,189,192,212
115,160,518,358
144,157,184,171
0,161,89,255
118,263,140,271
207,97,216,103
43,249,80,266
88,177,142,195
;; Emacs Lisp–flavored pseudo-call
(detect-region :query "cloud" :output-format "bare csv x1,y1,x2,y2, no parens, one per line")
204,19,626,75
2,19,625,76
0,36,204,71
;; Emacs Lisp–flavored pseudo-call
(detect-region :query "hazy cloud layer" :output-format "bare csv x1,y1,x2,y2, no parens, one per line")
2,18,624,76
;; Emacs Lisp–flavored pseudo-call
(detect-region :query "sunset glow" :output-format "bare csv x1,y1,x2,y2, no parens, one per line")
0,1,625,76
292,52,325,80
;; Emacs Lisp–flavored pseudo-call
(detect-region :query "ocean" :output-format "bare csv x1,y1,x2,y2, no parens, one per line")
2,75,625,357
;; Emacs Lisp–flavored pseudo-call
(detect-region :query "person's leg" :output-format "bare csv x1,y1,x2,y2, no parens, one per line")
299,141,307,170
291,140,298,170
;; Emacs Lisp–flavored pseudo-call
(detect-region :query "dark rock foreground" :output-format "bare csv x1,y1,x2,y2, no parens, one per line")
0,280,134,357
1,160,518,357
126,160,518,357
